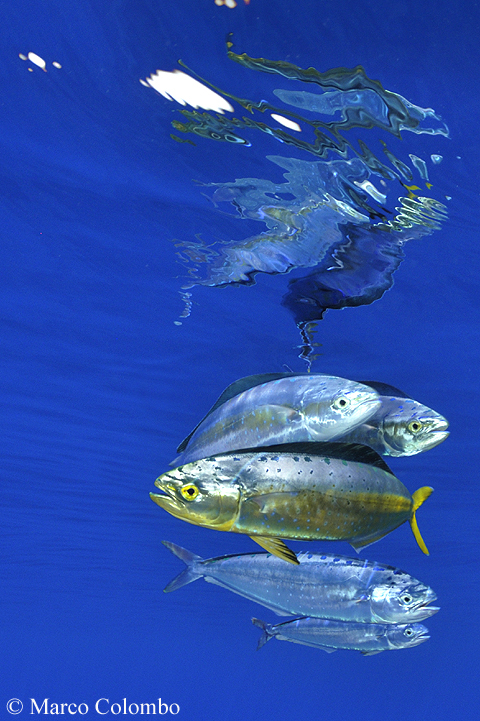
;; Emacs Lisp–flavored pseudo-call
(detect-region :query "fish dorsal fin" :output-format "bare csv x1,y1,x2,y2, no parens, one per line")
230,442,394,475
357,381,410,399
250,536,299,565
176,373,298,453
213,373,299,407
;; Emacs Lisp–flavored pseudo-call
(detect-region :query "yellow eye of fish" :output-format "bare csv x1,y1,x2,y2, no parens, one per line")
333,396,350,410
404,628,414,637
180,484,199,501
407,420,423,434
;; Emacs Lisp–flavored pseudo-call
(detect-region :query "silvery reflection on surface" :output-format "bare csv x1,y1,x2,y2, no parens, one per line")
143,42,449,331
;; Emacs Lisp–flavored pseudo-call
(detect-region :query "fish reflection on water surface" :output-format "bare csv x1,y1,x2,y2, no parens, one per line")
252,617,430,655
151,442,433,563
175,373,449,463
174,374,381,466
153,44,449,326
162,541,439,623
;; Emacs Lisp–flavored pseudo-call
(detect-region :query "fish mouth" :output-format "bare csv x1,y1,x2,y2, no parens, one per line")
150,481,186,517
409,588,440,619
412,602,440,620
420,428,449,451
412,627,430,645
412,633,430,646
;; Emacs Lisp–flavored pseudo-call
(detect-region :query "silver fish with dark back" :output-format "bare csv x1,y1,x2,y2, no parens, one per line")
175,373,448,462
341,380,449,456
162,541,439,623
173,374,381,466
252,616,430,654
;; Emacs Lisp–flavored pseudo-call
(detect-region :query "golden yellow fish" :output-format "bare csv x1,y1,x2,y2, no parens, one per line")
151,442,433,564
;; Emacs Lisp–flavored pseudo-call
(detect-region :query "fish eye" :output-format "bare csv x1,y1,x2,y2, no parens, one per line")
404,628,414,637
401,594,413,605
407,420,423,434
333,396,350,410
180,484,199,501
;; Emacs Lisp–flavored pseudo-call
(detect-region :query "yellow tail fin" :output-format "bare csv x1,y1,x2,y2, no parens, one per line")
410,486,434,555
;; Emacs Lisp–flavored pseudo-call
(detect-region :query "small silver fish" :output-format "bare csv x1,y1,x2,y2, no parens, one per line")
162,541,439,623
173,374,381,466
252,616,430,654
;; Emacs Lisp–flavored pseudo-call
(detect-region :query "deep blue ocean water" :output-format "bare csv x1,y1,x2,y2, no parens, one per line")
2,1,480,719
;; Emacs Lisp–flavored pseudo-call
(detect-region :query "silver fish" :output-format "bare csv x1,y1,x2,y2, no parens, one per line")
173,375,381,466
340,380,449,456
162,541,439,623
252,617,430,654
176,373,448,460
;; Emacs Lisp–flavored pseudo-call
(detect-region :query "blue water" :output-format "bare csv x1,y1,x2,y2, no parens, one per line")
2,1,479,719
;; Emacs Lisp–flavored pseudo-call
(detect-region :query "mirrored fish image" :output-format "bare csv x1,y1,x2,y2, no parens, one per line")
174,374,381,466
281,202,447,325
175,372,449,461
151,442,433,563
252,617,430,654
155,43,449,328
162,541,439,623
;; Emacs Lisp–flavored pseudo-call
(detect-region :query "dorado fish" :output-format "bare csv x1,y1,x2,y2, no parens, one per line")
175,373,448,462
173,375,381,466
162,540,439,623
252,617,430,654
340,380,449,456
151,442,433,564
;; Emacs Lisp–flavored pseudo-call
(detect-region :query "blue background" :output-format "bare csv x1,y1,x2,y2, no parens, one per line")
2,1,479,718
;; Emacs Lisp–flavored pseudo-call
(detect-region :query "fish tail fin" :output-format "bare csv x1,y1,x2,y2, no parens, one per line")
410,486,434,556
161,541,203,593
252,618,272,650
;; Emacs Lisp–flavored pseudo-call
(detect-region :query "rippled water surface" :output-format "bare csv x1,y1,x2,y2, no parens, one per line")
2,1,480,719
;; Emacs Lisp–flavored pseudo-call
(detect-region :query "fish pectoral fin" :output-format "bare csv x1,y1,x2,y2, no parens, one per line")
250,536,299,565
410,486,434,556
350,531,388,553
361,650,383,656
249,492,297,515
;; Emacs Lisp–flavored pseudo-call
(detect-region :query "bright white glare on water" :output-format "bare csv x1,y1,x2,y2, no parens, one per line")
141,69,234,114
270,114,302,132
27,52,47,71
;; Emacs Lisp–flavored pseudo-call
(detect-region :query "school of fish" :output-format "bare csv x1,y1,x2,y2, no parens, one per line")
151,372,448,654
